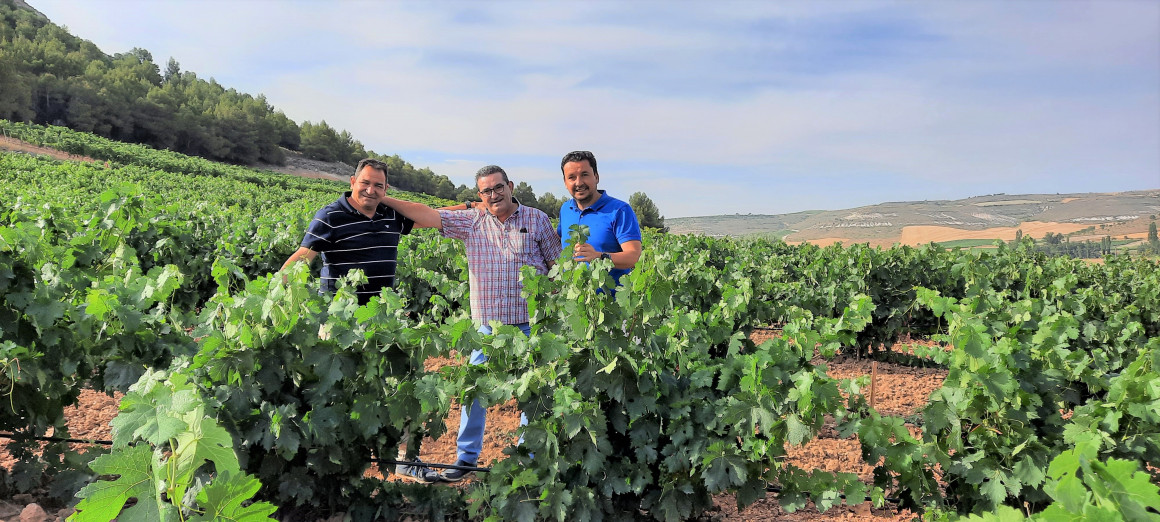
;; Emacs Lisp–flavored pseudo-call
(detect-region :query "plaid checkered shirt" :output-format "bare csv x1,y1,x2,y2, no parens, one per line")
439,205,562,325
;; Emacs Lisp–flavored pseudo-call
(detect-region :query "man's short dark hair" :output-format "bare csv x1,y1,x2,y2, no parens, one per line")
560,151,598,177
474,165,509,184
355,158,390,179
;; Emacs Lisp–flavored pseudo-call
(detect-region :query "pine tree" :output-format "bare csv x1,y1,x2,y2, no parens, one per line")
513,182,538,208
629,192,667,232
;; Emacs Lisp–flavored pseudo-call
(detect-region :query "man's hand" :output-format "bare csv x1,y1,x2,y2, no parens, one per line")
573,240,642,269
573,243,603,262
281,247,318,283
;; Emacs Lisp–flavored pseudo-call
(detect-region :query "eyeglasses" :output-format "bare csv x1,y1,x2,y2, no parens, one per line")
478,183,508,197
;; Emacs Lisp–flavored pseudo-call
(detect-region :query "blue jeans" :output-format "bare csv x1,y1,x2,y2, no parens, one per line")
456,322,530,464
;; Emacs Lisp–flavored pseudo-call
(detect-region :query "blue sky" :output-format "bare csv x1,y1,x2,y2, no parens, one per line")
33,0,1160,218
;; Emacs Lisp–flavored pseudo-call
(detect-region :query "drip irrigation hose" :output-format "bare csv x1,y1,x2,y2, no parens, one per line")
765,484,903,505
371,458,491,472
0,432,112,445
0,432,908,505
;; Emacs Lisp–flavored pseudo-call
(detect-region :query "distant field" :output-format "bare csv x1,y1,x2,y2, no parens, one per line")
973,200,1042,206
742,229,794,240
935,239,1001,248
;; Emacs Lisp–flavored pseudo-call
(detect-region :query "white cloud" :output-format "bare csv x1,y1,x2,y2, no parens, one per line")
31,0,1160,217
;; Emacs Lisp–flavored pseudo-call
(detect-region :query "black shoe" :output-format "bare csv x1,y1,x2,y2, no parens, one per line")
395,458,439,483
440,460,476,482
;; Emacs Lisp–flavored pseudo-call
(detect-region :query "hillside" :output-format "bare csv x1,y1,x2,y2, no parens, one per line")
669,190,1160,246
0,131,356,184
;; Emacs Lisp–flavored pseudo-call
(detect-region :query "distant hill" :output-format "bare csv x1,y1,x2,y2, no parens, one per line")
669,190,1160,246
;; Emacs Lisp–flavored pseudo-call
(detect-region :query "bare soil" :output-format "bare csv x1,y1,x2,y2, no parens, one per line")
897,221,1093,246
0,136,98,164
0,337,944,521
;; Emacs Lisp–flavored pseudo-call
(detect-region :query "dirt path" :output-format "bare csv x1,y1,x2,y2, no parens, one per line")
0,135,99,164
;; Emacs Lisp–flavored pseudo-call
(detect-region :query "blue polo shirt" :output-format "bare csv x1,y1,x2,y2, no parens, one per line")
557,190,642,286
301,192,414,302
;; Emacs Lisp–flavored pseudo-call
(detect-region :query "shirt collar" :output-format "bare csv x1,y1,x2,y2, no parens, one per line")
339,191,383,217
572,190,608,212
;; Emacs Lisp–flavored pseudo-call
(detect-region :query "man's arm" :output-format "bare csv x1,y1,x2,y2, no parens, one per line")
536,214,563,270
613,240,642,269
381,196,442,229
281,246,318,271
571,240,641,269
437,201,478,211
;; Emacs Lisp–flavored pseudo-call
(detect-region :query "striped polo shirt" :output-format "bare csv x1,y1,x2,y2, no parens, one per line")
301,192,414,302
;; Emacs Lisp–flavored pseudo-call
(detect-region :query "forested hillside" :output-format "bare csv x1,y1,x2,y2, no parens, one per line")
0,0,630,221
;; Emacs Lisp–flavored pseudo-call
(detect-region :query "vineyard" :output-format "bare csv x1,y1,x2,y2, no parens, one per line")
1,119,1158,521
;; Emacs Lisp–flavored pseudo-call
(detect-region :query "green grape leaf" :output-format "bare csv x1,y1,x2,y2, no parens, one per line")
111,382,195,447
1089,458,1160,520
72,444,173,522
702,452,747,492
171,405,242,499
188,470,277,521
785,413,811,446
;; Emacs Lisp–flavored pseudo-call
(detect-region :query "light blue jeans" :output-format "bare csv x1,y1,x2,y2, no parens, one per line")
456,322,530,464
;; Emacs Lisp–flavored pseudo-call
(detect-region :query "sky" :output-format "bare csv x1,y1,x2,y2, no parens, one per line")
32,0,1160,218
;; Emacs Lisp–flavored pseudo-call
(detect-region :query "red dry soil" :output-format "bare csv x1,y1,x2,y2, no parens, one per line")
0,335,945,521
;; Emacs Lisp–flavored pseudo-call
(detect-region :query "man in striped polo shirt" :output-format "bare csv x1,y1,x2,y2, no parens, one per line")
282,158,438,483
281,158,414,304
381,165,562,482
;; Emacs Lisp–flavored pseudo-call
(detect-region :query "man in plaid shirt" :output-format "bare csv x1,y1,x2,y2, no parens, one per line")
381,165,561,481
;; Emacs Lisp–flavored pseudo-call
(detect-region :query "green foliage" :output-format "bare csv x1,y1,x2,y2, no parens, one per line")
904,250,1160,514
71,369,277,522
943,441,1160,521
0,146,451,502
299,120,348,163
513,181,538,208
186,266,462,513
535,191,562,219
467,225,882,520
629,191,667,232
936,239,1001,249
2,124,1160,519
0,4,469,201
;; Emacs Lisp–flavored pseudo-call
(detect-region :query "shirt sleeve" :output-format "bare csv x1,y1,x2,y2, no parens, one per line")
301,209,333,252
438,209,476,240
398,214,415,235
536,213,563,267
615,204,643,244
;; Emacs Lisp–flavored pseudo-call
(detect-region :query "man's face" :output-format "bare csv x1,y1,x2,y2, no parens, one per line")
563,160,599,206
349,165,387,212
476,172,514,214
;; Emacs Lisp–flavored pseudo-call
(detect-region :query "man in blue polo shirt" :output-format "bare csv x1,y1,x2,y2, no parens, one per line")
281,158,415,304
557,150,642,286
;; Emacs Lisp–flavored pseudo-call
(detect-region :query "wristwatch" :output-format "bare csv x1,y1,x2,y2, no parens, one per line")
599,252,611,261
464,201,473,210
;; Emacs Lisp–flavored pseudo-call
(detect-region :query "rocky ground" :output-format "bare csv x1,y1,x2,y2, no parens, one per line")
0,334,945,521
256,148,354,182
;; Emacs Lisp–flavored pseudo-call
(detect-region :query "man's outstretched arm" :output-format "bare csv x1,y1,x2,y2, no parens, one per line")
382,196,443,229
